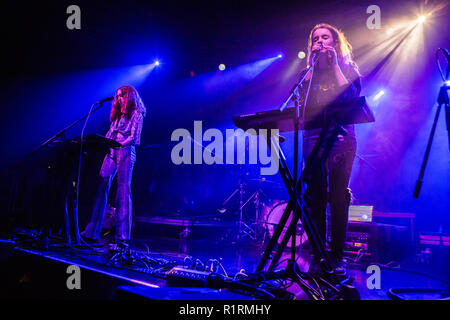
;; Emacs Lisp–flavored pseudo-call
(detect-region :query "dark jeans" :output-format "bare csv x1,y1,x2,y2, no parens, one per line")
82,146,135,241
303,134,356,262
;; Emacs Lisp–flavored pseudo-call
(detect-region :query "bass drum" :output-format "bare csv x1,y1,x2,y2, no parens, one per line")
262,200,308,248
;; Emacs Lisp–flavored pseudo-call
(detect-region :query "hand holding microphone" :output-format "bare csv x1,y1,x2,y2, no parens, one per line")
312,43,338,67
311,43,324,60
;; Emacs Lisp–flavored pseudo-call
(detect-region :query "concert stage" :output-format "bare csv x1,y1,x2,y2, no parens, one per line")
1,231,448,301
2,0,450,309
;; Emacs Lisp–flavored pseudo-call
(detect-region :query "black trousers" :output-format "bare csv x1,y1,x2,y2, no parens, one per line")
303,134,356,262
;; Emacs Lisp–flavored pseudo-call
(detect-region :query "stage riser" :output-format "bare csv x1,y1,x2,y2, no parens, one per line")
0,249,138,299
134,221,233,241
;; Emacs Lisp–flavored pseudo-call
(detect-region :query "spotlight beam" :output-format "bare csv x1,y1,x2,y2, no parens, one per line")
365,23,418,81
417,16,426,24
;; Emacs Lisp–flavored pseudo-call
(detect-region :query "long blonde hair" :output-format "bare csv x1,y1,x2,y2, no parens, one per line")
306,23,357,72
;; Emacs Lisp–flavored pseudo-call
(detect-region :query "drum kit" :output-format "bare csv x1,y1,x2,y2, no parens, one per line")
262,199,308,248
218,172,307,247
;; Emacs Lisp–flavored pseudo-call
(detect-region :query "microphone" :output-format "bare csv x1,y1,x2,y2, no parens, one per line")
312,43,324,60
95,96,114,104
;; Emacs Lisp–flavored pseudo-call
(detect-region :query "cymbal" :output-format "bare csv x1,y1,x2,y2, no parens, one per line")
249,177,282,187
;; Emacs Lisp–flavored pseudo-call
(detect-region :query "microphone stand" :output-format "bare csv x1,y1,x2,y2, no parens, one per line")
278,52,320,276
14,100,110,246
40,103,107,153
16,102,108,166
73,100,109,246
280,56,317,112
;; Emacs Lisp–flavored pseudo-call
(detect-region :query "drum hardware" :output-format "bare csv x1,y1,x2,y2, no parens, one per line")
261,200,308,248
217,173,271,242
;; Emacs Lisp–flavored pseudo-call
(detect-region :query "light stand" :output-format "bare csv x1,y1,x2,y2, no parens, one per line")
414,48,450,198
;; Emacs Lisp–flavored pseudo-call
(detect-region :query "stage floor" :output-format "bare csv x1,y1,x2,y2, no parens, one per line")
1,235,449,301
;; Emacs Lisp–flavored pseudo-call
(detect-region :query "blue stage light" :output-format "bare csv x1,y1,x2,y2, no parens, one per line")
373,89,385,101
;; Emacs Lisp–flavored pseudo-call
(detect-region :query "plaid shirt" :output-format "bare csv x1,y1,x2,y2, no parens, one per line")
106,110,144,146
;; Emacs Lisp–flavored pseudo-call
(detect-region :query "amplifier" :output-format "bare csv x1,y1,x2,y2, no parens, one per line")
345,231,370,252
344,223,374,261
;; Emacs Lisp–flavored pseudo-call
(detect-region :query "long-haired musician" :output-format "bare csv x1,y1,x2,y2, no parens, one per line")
82,85,146,247
300,23,361,275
